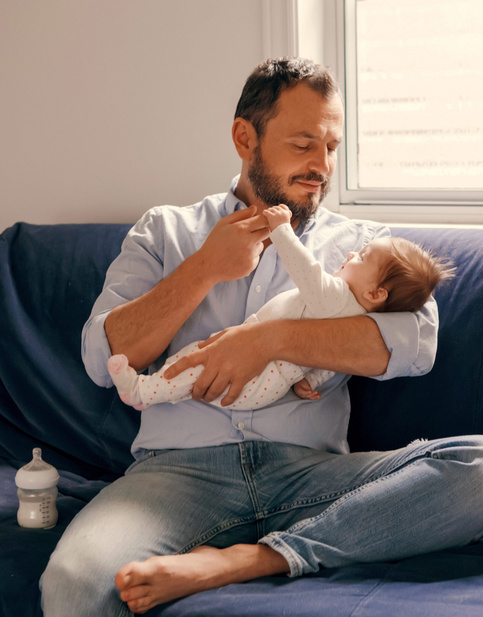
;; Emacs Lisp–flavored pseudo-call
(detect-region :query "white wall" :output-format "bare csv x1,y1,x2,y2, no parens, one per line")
0,0,266,231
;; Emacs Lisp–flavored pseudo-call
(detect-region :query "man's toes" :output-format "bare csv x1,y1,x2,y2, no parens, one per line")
120,583,149,603
115,561,142,590
120,584,157,615
130,593,158,614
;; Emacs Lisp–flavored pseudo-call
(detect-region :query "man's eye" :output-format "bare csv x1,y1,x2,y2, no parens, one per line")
294,144,309,151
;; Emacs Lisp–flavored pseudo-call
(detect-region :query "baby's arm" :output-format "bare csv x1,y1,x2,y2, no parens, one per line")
264,206,349,318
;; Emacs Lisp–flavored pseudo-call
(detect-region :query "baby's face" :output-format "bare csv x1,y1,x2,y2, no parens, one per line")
334,237,392,302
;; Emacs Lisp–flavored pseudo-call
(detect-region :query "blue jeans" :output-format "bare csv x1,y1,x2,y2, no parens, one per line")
40,436,483,616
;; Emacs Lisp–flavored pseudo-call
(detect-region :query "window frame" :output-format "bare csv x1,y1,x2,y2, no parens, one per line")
335,0,483,224
264,0,483,224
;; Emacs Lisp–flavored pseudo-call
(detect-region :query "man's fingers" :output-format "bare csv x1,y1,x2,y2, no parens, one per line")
224,206,269,234
225,205,265,226
251,228,271,243
190,371,212,401
198,332,224,350
199,374,230,403
220,380,245,407
245,214,271,233
223,204,257,224
164,352,201,379
190,366,230,402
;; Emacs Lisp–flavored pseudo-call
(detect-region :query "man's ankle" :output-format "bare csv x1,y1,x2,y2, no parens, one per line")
219,544,290,580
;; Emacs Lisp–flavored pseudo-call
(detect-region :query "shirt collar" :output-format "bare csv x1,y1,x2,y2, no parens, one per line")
223,175,246,215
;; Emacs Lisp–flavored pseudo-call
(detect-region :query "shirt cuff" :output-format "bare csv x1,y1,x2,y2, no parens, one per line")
81,310,114,388
365,311,421,380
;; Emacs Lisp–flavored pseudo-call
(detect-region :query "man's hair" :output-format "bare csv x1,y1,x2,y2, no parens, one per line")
375,237,456,313
234,57,341,138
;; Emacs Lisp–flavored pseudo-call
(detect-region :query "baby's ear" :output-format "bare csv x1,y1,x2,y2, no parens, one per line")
363,287,388,307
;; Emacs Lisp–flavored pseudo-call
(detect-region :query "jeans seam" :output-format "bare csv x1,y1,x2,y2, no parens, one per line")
272,451,434,529
238,442,265,520
286,460,423,537
178,515,257,554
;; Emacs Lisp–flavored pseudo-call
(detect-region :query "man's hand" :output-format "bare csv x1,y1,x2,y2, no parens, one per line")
199,205,270,284
293,378,321,401
263,204,292,232
164,322,271,407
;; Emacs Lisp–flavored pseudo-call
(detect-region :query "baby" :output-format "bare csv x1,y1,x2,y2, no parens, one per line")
107,204,454,410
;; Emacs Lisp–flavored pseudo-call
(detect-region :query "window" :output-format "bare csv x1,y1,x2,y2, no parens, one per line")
337,0,483,223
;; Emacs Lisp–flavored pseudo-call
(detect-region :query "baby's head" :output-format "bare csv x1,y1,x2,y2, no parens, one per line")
334,237,455,313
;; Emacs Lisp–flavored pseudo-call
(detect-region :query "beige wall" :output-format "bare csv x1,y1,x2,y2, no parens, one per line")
0,0,266,231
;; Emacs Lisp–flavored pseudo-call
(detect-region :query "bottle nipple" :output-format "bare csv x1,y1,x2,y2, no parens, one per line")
15,448,59,489
28,448,45,470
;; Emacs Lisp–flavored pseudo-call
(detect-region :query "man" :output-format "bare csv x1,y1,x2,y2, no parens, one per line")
41,58,483,616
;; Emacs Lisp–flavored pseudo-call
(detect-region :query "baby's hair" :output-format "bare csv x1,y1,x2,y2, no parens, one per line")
375,237,456,313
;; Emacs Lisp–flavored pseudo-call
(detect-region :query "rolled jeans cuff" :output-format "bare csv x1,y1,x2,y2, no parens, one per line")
258,534,304,578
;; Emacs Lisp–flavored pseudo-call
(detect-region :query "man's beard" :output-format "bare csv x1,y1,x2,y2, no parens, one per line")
248,145,331,224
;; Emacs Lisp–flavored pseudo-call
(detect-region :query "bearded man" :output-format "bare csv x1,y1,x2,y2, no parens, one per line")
40,58,483,617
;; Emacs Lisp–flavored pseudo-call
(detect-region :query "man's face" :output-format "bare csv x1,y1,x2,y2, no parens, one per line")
248,84,344,223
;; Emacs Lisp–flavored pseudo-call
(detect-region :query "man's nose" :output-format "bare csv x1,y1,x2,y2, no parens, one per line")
308,145,331,176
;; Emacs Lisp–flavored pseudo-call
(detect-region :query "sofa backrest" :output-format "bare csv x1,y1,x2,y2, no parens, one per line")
0,222,482,477
0,222,136,478
348,226,483,451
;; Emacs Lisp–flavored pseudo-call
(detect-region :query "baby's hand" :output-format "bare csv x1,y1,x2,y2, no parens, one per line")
293,378,321,401
263,204,292,232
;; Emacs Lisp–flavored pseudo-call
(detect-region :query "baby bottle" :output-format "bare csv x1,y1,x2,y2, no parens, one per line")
15,448,59,529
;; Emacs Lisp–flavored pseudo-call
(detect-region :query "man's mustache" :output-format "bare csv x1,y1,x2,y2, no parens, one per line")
289,172,328,185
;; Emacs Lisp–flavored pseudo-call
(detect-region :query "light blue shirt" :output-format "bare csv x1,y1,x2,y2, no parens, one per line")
82,177,438,458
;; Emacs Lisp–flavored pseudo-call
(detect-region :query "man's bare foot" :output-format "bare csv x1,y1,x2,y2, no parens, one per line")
114,544,289,614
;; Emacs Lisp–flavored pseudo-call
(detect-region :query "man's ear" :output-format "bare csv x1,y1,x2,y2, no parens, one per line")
232,117,258,161
363,287,388,307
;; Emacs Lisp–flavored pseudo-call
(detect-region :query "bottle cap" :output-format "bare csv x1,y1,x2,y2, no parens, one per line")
15,448,59,489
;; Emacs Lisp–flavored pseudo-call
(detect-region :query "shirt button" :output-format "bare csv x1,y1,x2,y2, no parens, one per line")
237,422,245,430
255,285,261,293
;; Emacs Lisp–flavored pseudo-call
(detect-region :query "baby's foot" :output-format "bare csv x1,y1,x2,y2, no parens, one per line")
107,354,129,376
119,391,146,411
108,354,144,408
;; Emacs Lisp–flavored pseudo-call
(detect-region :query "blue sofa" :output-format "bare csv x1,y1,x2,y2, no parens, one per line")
1,220,483,617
